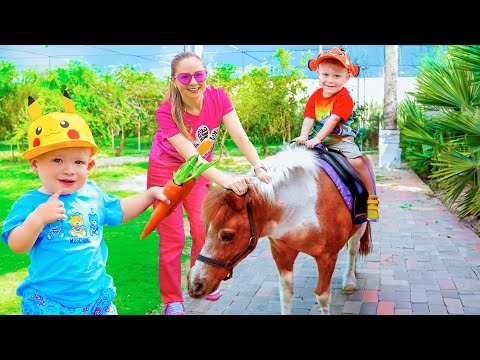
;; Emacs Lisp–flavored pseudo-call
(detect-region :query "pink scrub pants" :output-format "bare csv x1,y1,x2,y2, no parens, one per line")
147,160,210,304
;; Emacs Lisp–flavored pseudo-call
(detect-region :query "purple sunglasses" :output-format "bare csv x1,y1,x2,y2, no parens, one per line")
173,70,208,85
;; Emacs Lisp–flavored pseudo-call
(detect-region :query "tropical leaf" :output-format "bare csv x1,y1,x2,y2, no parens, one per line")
431,150,479,214
413,53,480,109
436,108,480,149
447,45,480,84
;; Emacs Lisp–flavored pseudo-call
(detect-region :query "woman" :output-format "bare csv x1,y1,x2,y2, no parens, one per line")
147,52,271,315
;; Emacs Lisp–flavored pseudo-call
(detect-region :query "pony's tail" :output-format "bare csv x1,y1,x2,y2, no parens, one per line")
359,222,373,255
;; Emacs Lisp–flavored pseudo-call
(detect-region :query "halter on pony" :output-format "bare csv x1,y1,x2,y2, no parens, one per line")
196,203,257,280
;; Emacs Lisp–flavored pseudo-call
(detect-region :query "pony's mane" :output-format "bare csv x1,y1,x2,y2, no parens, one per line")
202,185,272,231
202,186,238,230
202,143,319,228
247,143,319,201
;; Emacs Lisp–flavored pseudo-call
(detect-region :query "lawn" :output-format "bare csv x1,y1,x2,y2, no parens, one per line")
0,143,265,315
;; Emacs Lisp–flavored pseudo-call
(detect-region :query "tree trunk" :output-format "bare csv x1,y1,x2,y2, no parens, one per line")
218,129,229,163
111,128,115,152
384,45,398,130
261,130,267,155
115,128,125,157
379,45,402,168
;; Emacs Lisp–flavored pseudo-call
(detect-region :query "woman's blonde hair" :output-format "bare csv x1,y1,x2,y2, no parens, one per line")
165,52,207,141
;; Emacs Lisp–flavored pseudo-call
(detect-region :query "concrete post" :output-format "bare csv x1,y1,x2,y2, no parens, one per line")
378,129,402,168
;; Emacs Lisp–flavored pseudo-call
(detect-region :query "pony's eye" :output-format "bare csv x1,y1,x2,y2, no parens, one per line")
221,232,235,242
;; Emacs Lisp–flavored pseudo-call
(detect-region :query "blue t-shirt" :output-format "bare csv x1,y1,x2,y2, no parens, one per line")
2,180,123,307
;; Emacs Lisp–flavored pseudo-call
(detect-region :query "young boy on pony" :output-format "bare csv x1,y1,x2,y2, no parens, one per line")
295,47,379,222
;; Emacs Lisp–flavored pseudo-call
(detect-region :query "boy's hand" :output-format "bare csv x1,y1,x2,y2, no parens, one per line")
36,190,67,224
149,186,170,205
305,137,322,148
295,135,308,145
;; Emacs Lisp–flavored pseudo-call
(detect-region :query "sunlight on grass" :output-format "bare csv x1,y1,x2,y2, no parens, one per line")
0,269,27,315
217,157,251,174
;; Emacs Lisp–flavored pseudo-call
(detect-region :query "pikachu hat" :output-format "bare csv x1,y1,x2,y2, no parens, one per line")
23,90,98,160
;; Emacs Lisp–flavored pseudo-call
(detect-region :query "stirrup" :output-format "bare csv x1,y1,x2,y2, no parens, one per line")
367,195,379,222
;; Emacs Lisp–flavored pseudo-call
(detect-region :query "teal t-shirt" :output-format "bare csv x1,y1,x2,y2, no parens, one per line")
2,180,123,307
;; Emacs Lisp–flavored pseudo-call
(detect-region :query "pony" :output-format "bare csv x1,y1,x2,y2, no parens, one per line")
187,143,373,315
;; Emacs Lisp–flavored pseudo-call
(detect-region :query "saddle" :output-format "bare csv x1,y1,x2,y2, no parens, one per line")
309,143,369,224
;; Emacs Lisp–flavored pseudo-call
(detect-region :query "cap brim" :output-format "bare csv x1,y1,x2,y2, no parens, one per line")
309,55,360,77
308,54,342,72
23,140,98,160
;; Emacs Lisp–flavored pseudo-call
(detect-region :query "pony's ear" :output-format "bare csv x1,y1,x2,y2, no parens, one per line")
225,190,245,211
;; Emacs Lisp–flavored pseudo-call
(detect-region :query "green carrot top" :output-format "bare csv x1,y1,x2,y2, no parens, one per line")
172,155,217,185
173,154,198,185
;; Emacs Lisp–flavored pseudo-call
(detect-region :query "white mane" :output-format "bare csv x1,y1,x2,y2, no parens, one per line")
248,143,319,202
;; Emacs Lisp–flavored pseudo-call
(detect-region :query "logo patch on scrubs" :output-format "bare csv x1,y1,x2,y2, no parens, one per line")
192,125,219,157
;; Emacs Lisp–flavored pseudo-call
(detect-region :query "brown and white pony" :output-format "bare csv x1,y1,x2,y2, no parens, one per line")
187,143,373,315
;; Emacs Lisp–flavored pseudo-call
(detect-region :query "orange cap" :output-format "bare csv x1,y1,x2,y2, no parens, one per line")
308,47,360,77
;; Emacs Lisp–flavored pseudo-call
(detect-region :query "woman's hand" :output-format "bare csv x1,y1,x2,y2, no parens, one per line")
255,168,271,184
225,175,250,196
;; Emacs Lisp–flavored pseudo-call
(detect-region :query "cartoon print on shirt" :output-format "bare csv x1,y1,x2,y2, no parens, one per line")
46,219,65,240
70,213,86,237
192,125,219,157
88,209,99,236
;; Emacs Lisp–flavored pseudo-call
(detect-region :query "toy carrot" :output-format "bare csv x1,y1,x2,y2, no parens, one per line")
163,160,218,217
140,156,217,240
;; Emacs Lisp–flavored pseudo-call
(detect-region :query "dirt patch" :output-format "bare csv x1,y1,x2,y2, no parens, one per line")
95,156,148,168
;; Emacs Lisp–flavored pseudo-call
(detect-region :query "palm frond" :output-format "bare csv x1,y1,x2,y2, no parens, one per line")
413,53,480,109
447,45,480,84
431,150,479,209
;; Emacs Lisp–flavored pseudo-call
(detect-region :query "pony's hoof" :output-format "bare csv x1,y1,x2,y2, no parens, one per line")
342,285,355,294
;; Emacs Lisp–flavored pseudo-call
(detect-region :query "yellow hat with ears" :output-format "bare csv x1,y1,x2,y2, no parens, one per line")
23,90,98,161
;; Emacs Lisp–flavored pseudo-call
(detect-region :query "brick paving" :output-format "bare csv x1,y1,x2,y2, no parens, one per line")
184,160,480,315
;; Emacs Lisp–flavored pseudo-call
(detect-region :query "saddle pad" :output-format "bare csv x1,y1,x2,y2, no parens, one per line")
318,158,366,224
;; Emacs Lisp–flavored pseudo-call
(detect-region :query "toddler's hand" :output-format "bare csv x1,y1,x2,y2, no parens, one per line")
305,137,321,148
36,190,67,224
295,135,308,145
150,186,171,205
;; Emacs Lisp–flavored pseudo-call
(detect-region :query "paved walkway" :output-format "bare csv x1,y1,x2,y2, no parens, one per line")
184,161,480,315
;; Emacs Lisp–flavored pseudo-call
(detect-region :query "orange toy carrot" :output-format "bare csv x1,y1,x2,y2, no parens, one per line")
163,160,218,218
140,155,198,240
140,156,217,240
140,178,185,240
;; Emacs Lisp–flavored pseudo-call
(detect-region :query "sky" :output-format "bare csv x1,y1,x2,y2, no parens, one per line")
0,44,321,79
0,45,438,80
